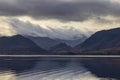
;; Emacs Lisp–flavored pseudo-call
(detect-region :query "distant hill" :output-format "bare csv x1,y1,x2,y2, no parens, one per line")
0,35,46,54
27,36,61,50
49,43,73,53
56,36,87,47
76,28,120,52
27,36,87,50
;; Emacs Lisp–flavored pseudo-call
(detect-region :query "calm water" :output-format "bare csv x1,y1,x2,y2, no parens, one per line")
0,57,119,80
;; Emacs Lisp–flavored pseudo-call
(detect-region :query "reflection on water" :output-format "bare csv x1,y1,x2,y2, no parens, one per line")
17,61,99,80
0,71,16,80
0,57,119,80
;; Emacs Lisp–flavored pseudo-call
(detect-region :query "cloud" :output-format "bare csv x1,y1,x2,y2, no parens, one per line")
8,18,89,40
0,0,120,38
0,16,118,39
0,17,16,36
0,0,119,21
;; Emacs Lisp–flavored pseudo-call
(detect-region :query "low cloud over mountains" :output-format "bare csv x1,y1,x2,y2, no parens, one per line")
0,0,120,39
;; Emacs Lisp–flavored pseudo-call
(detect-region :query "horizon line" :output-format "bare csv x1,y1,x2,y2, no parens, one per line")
0,55,119,58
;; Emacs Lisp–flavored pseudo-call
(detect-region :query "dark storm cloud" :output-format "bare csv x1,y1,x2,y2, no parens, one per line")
0,0,120,21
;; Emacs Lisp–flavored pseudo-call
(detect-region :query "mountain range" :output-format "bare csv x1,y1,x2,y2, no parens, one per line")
76,28,120,51
27,36,87,50
0,27,120,55
0,34,86,54
0,35,47,54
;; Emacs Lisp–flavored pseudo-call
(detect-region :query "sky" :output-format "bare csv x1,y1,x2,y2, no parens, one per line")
0,0,120,40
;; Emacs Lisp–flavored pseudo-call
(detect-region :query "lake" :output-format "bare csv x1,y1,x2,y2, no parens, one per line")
0,57,119,80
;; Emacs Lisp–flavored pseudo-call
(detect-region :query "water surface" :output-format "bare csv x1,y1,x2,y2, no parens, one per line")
0,57,119,80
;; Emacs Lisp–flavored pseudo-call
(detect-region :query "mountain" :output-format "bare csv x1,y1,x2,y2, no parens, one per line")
27,36,61,50
0,35,46,54
76,28,120,52
26,36,87,50
56,35,87,47
49,43,73,53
